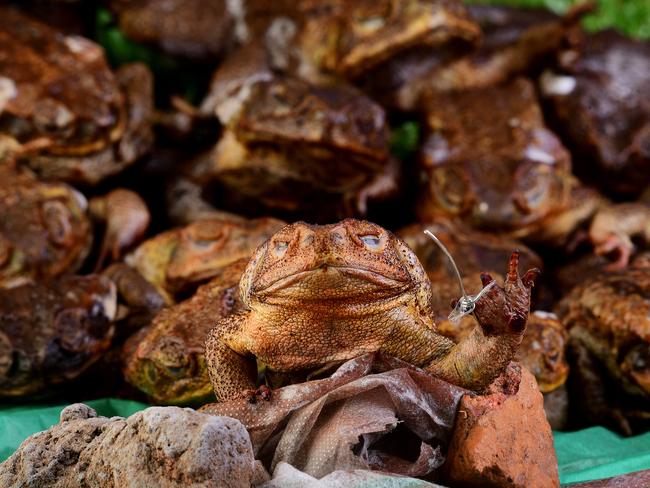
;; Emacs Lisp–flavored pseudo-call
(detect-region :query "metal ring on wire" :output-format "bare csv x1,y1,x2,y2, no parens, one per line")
423,230,496,324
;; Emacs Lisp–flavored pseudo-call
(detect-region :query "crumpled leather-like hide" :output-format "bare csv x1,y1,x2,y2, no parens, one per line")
201,353,466,479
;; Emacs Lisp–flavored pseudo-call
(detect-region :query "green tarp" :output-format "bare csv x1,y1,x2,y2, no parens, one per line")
1,398,649,485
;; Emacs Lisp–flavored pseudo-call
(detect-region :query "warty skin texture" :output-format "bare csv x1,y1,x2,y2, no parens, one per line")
206,219,538,401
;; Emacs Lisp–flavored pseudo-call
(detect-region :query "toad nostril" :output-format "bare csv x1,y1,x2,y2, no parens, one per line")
302,234,315,246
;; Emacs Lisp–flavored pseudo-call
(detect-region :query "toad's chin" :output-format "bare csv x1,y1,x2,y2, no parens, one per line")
254,266,410,302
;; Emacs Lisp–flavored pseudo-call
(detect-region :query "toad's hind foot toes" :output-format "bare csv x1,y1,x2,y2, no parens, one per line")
240,385,273,404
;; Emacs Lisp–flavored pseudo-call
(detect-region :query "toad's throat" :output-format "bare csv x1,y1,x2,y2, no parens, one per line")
255,265,410,296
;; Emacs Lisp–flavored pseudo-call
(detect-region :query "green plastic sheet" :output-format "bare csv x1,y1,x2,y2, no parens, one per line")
1,399,650,485
555,427,650,485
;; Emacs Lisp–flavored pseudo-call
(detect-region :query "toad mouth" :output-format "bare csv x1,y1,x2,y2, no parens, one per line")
257,265,409,294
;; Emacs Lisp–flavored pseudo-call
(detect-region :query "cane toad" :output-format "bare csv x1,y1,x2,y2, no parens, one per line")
206,219,539,401
0,164,91,288
417,77,603,246
0,7,154,185
123,259,247,405
363,4,587,110
541,31,650,196
0,163,156,288
110,0,233,60
196,69,398,220
126,216,285,303
292,0,480,81
0,274,116,397
588,203,650,270
556,255,650,434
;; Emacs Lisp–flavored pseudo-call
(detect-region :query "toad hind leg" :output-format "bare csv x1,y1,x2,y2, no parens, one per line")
205,315,257,402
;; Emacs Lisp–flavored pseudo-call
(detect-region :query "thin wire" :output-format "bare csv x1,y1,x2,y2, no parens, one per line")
423,230,467,298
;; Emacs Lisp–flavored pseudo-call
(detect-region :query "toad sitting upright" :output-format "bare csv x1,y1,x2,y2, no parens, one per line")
206,219,539,401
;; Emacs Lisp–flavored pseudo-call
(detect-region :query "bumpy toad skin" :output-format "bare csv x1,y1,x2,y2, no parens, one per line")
123,259,247,405
541,31,650,195
589,203,650,270
237,0,479,82
398,219,542,291
417,77,602,246
398,221,569,406
556,255,650,433
0,8,153,185
292,0,480,80
365,4,586,110
0,275,116,397
126,216,285,303
195,67,398,219
521,311,569,394
0,164,91,288
89,189,151,271
111,0,233,60
206,219,538,401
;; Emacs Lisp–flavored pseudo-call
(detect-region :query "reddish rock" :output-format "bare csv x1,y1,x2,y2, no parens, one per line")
442,363,559,488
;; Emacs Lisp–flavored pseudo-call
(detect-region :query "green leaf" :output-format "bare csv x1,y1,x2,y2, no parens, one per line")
390,121,421,161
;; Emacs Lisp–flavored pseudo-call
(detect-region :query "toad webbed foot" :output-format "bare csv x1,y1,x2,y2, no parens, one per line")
473,251,540,337
426,251,539,391
593,234,633,271
240,384,273,404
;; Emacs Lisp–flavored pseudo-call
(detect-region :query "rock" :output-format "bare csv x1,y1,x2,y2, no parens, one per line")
0,404,257,488
441,363,559,488
60,403,97,422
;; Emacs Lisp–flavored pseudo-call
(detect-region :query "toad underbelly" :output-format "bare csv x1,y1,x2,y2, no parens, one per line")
243,314,396,371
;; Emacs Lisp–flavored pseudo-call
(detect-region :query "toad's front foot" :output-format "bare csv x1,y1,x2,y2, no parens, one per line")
474,251,540,336
240,385,273,404
593,234,633,271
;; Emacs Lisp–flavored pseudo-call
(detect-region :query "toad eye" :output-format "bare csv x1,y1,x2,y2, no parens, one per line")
360,235,381,250
273,241,289,257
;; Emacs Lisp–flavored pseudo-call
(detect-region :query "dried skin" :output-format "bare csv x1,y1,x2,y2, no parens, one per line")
205,219,537,401
418,78,575,238
0,165,91,287
542,31,650,195
126,216,285,303
113,0,233,60
0,8,154,184
373,4,586,110
199,71,396,219
556,258,650,400
0,275,116,397
201,354,465,478
123,259,247,405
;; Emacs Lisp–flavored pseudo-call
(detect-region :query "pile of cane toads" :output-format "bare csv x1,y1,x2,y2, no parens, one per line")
0,0,649,486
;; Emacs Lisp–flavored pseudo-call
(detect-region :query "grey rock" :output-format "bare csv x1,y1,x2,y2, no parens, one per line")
0,405,256,488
